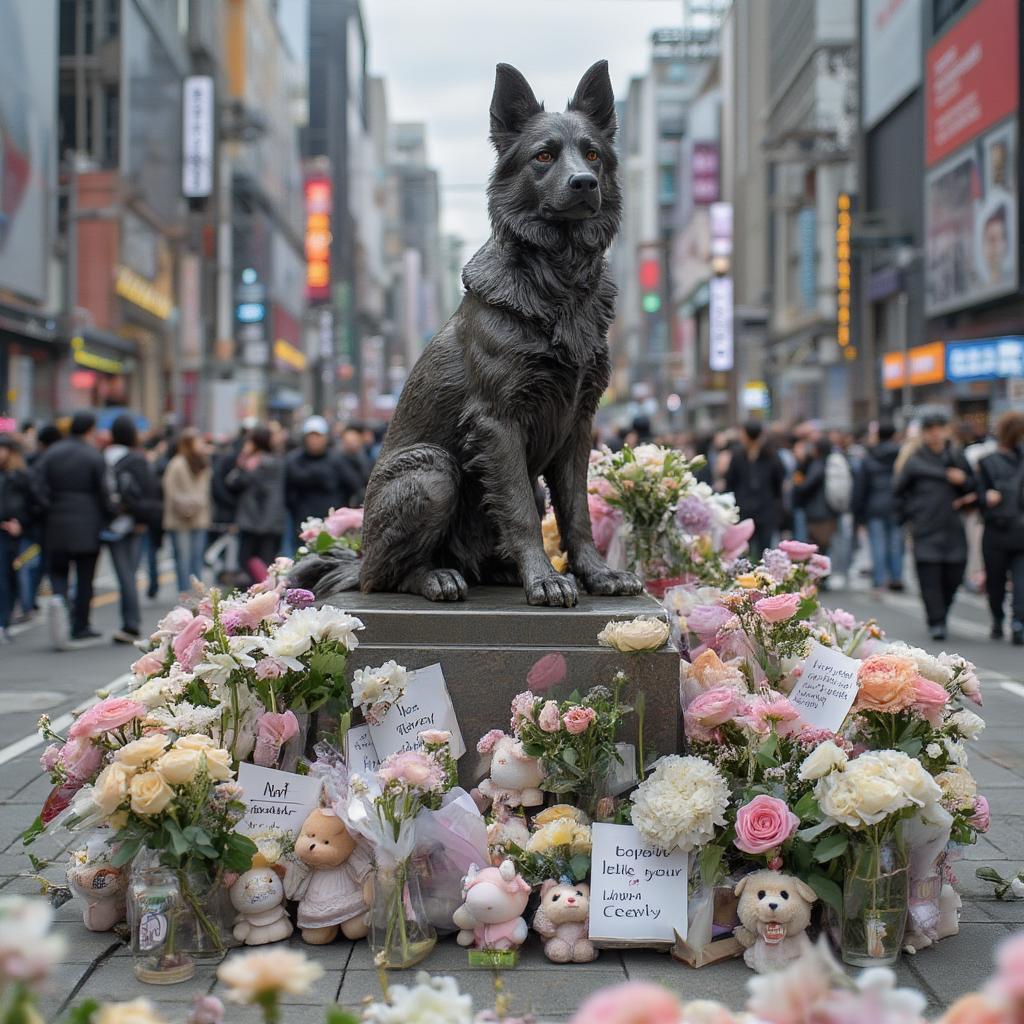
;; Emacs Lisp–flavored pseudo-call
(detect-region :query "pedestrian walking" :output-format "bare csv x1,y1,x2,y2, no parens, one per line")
103,414,162,644
792,438,839,556
32,412,113,645
0,435,31,643
163,428,213,594
855,422,905,593
338,424,372,505
894,413,976,640
977,410,1024,643
285,415,363,536
226,425,286,582
723,421,785,561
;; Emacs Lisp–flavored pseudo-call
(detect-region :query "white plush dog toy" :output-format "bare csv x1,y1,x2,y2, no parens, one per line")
230,866,294,946
733,870,817,973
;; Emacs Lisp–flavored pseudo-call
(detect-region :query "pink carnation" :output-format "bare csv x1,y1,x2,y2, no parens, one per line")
325,506,364,538
779,540,818,561
40,745,61,773
563,706,596,735
967,794,990,833
252,711,301,768
734,794,800,855
569,982,682,1024
538,700,562,733
68,697,145,741
741,691,802,737
911,675,949,727
285,588,315,608
754,593,801,624
721,519,755,561
254,657,287,680
526,652,567,693
510,691,537,731
172,614,212,667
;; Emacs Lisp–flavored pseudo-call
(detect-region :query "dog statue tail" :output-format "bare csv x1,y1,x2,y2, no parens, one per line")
287,548,361,598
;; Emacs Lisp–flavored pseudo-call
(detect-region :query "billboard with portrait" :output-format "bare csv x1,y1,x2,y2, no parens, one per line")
0,5,56,302
924,119,1017,316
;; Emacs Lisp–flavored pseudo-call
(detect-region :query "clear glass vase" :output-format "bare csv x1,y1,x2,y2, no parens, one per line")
841,824,909,967
369,857,437,969
128,859,195,985
178,863,238,959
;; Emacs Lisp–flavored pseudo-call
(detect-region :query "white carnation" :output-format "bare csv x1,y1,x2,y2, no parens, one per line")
630,755,729,852
948,708,985,740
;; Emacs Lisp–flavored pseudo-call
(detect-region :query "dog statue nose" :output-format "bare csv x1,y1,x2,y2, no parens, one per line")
768,902,778,911
568,172,598,192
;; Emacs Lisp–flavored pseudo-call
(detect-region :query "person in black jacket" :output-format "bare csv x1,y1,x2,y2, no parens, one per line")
226,425,287,582
977,410,1024,643
855,423,905,593
32,411,113,644
792,438,838,554
285,416,362,537
723,421,785,561
104,414,162,644
894,413,976,640
0,435,31,642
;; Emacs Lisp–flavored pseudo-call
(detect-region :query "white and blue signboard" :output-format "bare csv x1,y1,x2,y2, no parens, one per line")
945,337,1024,382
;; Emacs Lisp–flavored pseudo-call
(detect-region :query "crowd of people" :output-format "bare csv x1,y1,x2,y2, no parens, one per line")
0,413,378,646
1,406,1022,648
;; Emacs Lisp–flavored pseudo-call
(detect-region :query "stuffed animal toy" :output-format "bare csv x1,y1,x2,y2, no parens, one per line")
66,859,126,932
532,880,597,963
733,870,816,973
292,808,374,944
474,732,544,814
453,859,531,951
230,866,293,946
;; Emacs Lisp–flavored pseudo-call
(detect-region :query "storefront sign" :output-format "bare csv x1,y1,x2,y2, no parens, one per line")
115,266,173,320
304,175,332,302
70,336,124,375
882,341,946,389
273,338,307,371
863,0,922,129
946,336,1024,382
836,194,853,348
925,0,1018,166
708,275,733,372
691,142,719,205
182,76,214,199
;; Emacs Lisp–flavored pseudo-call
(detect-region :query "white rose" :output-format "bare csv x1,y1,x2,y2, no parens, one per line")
926,743,942,759
1011,877,1024,899
155,748,202,786
798,741,848,781
129,771,174,816
597,616,670,653
93,763,132,816
114,734,170,768
949,708,985,740
217,949,325,1004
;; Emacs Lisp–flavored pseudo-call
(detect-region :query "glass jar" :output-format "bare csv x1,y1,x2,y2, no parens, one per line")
369,857,437,969
841,824,909,967
178,862,238,958
128,858,194,985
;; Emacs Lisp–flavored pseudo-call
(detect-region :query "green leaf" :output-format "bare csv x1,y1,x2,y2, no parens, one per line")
812,834,848,864
975,866,1007,884
325,1007,360,1024
561,748,578,767
806,873,843,913
755,735,780,768
569,854,591,881
898,737,923,758
65,998,101,1024
222,832,259,873
111,838,141,868
26,852,50,872
699,844,725,886
20,815,45,847
792,791,820,821
165,820,191,858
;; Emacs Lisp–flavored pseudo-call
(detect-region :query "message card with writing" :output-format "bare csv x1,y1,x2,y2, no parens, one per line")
344,724,382,776
237,763,324,839
788,641,861,732
368,663,466,761
589,822,688,946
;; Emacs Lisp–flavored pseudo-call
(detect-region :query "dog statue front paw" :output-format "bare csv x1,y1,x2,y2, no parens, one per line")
525,572,579,607
578,567,644,597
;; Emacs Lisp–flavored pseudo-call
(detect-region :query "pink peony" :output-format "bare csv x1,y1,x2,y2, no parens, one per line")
754,593,801,624
569,982,683,1024
742,691,803,737
40,745,61,773
994,932,1024,1001
325,506,364,538
60,738,103,782
252,711,301,768
685,603,735,639
734,794,800,855
527,652,567,693
967,794,990,833
378,749,443,791
68,697,145,741
235,589,281,630
685,687,739,728
911,675,949,727
721,519,755,561
538,700,562,733
131,650,165,679
563,706,597,735
172,614,212,666
589,493,623,556
828,608,856,631
779,540,818,561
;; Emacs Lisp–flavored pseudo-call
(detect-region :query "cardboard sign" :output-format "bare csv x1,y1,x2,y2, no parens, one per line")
368,663,466,761
237,763,324,839
344,724,382,776
789,641,861,732
589,823,689,946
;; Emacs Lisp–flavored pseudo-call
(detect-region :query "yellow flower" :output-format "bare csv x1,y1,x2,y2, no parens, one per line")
129,771,174,816
154,748,202,786
569,823,593,857
533,804,590,827
93,763,132,816
527,818,576,853
597,616,670,653
95,999,167,1024
735,573,760,589
217,949,324,1004
114,734,170,768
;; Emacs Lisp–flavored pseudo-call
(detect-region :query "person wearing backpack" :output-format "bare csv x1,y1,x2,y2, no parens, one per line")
854,422,905,594
978,411,1024,643
893,413,976,640
792,438,839,558
104,414,162,644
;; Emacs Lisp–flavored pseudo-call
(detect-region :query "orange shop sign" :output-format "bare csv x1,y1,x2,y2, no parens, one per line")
304,175,332,302
883,341,946,389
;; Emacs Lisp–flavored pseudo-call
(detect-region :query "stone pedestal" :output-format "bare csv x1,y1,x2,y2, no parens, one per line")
325,586,681,787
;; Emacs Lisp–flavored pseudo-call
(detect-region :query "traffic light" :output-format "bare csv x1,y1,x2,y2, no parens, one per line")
639,256,661,313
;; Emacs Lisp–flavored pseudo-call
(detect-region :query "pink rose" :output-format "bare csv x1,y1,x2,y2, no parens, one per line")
779,540,818,561
538,700,562,733
685,603,735,639
252,711,301,768
721,519,755,561
325,506,364,538
235,590,281,630
563,706,596,735
40,745,61,773
527,653,567,693
254,657,287,680
995,933,1024,1002
734,794,800,855
172,614,212,666
753,593,801,623
569,982,682,1024
911,675,949,727
68,697,145,741
589,493,622,556
510,691,537,731
131,650,165,680
806,553,832,578
60,738,103,782
685,687,738,728
378,749,442,791
959,669,983,706
967,794,990,833
155,606,195,637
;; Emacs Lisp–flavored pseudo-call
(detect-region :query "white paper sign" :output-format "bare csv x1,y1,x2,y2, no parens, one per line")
237,763,324,839
589,823,688,945
788,641,861,732
368,663,466,761
344,724,382,776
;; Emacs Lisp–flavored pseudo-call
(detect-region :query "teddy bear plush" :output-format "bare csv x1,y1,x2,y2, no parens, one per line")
453,860,531,951
230,866,293,946
291,808,374,944
733,870,816,973
66,860,126,932
532,880,597,963
474,732,544,814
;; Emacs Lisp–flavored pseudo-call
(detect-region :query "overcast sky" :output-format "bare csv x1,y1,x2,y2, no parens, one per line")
362,1,685,257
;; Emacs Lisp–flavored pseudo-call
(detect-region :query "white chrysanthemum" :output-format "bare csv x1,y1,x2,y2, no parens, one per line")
948,708,985,740
351,660,408,711
363,972,472,1024
884,642,954,686
268,606,363,660
630,755,729,852
146,701,222,735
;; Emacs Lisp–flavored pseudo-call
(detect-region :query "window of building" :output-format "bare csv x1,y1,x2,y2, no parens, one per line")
933,0,970,34
103,84,119,167
659,166,677,205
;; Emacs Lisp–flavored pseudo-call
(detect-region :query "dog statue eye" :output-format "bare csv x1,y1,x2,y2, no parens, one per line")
757,890,766,900
780,890,789,900
551,893,560,901
585,150,599,162
535,151,554,163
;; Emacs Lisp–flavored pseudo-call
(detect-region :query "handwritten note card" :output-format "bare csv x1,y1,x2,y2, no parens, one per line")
237,763,324,839
344,724,382,776
589,823,688,945
368,663,466,761
789,641,861,732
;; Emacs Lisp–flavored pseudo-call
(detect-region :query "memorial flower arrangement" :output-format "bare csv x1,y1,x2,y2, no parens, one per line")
492,805,593,886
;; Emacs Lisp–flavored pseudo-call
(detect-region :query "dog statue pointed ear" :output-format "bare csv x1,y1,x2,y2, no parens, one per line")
490,63,544,149
568,60,616,137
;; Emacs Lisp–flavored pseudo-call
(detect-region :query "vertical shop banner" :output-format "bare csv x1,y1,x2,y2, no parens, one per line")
182,76,214,199
863,0,922,129
708,276,734,372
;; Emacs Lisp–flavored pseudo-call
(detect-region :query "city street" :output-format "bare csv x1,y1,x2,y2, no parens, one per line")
0,558,1021,1021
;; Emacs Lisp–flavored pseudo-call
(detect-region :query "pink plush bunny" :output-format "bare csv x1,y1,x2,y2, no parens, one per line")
453,859,531,951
